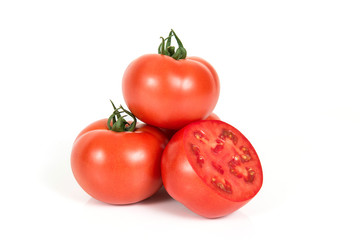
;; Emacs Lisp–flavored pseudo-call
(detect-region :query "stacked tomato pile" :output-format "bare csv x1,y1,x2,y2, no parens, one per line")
71,30,263,218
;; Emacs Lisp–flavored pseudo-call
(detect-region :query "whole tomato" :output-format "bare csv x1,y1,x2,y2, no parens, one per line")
161,120,263,218
71,102,167,204
122,30,220,130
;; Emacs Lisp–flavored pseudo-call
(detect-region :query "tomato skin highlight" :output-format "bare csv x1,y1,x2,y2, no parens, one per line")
71,119,167,204
161,120,262,218
122,54,220,129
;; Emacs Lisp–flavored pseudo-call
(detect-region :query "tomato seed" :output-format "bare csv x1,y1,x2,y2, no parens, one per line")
197,155,205,167
224,180,233,193
211,161,224,174
212,144,224,153
245,167,255,182
191,144,200,156
231,135,238,145
211,177,232,194
219,129,238,145
194,130,208,142
240,146,249,153
228,159,243,178
241,154,251,162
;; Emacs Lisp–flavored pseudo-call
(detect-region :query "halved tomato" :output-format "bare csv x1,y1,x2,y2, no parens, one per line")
161,120,263,218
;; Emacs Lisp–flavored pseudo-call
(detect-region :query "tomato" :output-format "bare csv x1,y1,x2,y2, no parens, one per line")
122,30,220,129
161,120,263,218
71,104,168,204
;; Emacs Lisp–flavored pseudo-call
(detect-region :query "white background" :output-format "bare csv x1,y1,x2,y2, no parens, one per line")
1,0,359,239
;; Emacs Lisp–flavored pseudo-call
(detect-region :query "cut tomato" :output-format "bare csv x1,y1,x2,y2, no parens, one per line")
161,120,263,218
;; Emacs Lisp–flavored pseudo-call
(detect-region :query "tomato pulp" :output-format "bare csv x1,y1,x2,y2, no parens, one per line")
161,120,263,218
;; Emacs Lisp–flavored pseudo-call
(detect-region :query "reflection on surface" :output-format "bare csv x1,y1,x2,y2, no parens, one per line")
85,186,251,221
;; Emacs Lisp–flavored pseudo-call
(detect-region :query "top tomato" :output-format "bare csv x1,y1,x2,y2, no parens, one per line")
122,30,220,129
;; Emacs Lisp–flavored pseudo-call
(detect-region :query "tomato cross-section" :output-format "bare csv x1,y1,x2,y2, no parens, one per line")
161,120,263,218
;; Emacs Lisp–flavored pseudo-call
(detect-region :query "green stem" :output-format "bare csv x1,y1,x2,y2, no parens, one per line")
107,100,137,132
158,29,187,60
165,30,173,49
171,29,184,48
159,37,165,55
167,46,175,56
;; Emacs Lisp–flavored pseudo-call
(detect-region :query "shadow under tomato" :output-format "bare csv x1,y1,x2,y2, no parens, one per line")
86,186,201,219
139,186,173,204
139,187,207,219
84,186,252,220
142,187,254,220
85,186,173,207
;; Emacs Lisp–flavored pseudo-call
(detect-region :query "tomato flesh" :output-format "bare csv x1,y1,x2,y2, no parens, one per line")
185,121,262,202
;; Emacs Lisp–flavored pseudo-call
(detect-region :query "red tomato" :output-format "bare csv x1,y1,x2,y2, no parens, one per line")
122,55,219,130
161,120,263,218
71,119,167,204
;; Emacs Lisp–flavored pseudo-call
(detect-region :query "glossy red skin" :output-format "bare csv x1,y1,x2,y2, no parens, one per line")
122,54,220,129
71,119,167,204
187,56,220,95
161,120,260,218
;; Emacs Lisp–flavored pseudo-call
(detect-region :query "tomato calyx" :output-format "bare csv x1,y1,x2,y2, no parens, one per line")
158,29,187,60
107,100,137,132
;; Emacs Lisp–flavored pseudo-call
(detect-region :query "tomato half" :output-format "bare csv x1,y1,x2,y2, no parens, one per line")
161,120,263,218
71,119,167,204
122,55,219,130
